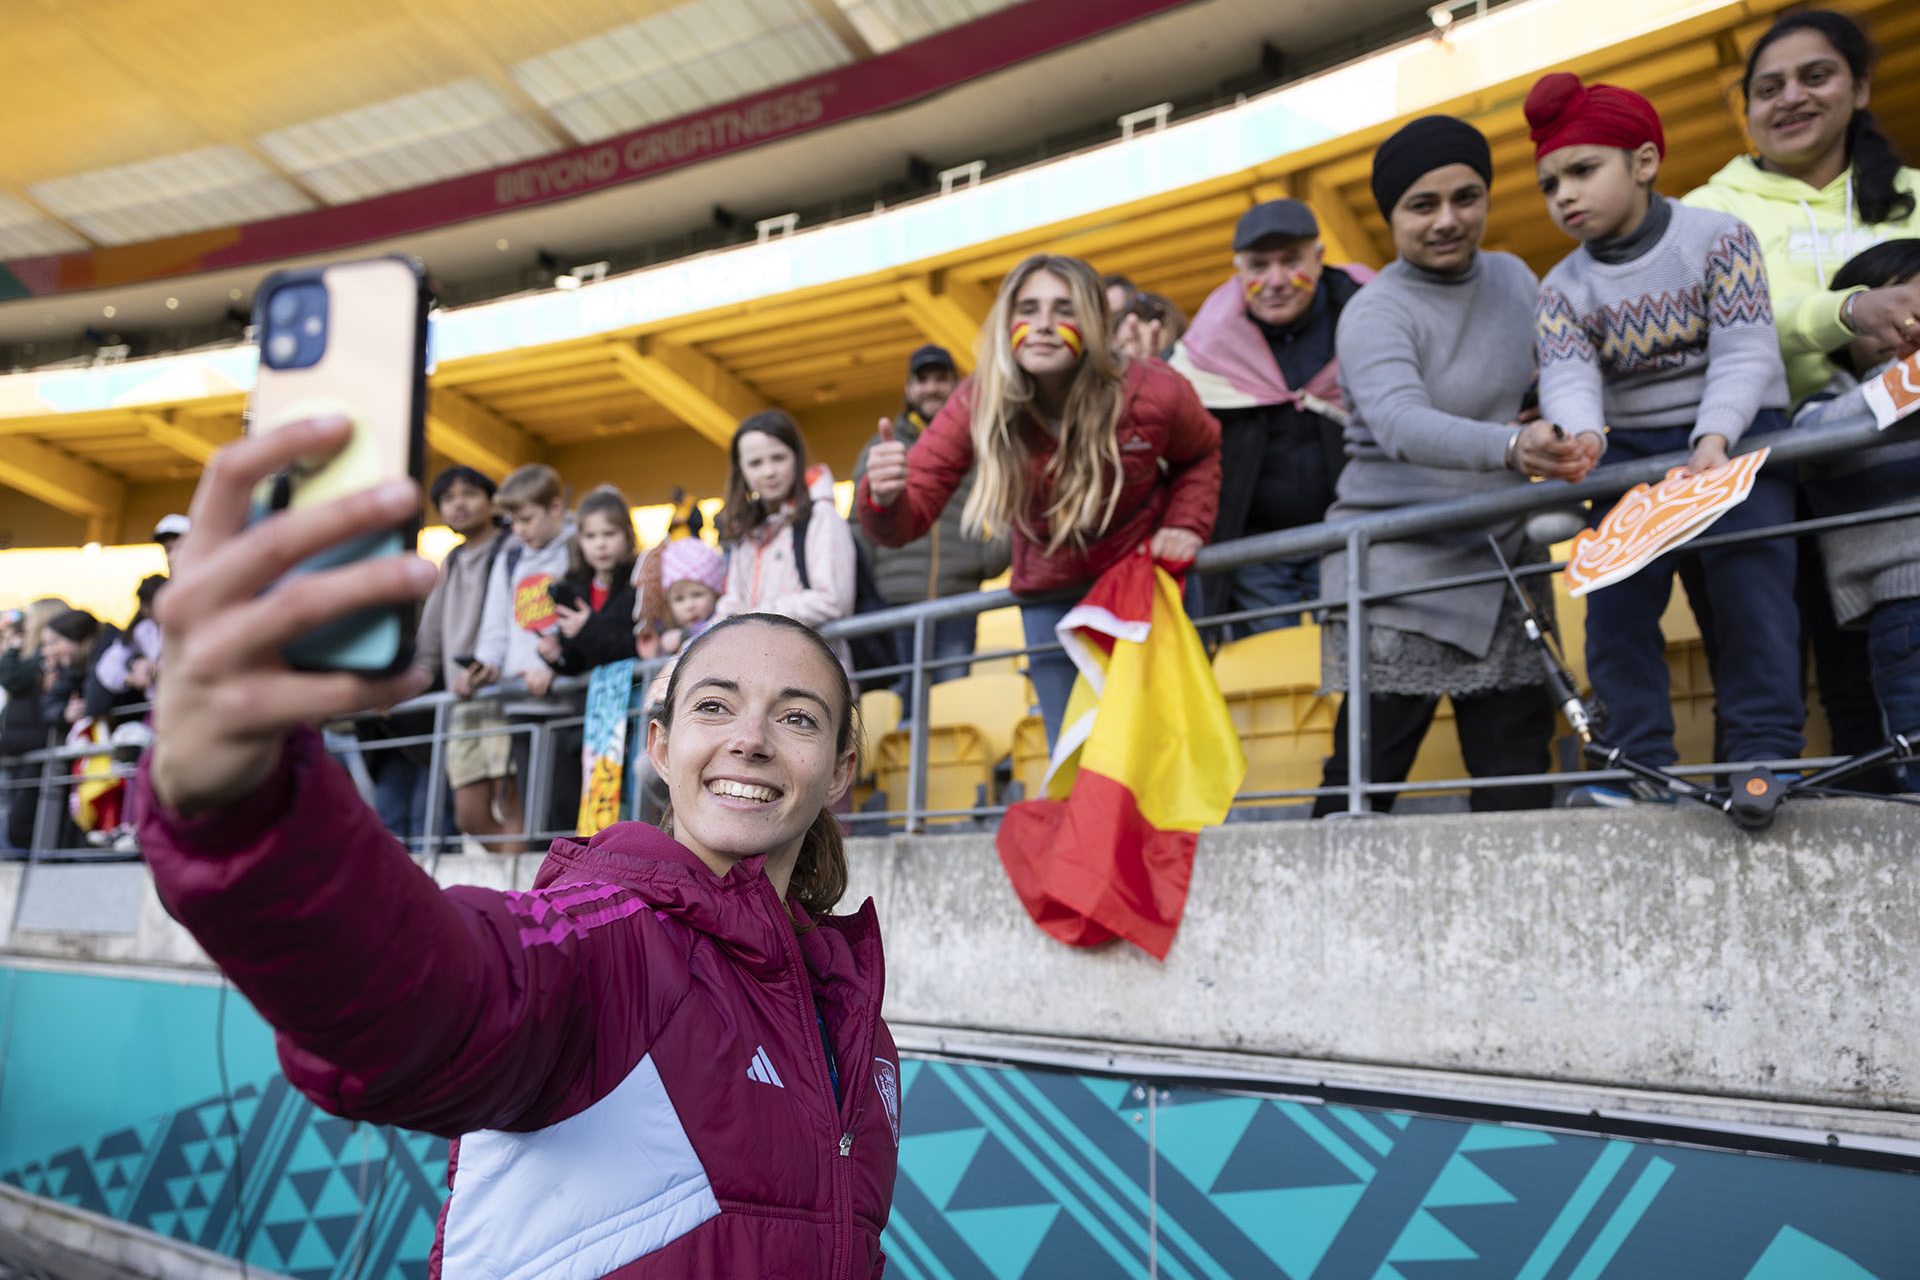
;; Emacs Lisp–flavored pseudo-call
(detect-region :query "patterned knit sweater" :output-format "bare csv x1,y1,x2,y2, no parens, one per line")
1536,198,1788,448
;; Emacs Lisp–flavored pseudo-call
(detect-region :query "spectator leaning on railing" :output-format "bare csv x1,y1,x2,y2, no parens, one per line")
540,485,640,676
1797,237,1920,776
1684,9,1920,787
415,465,525,847
1529,72,1801,806
1314,116,1595,817
713,409,859,671
858,253,1222,748
1169,198,1370,640
2,600,71,850
853,344,1011,687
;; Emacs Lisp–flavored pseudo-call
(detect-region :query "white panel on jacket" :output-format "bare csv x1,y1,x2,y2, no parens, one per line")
441,1053,721,1280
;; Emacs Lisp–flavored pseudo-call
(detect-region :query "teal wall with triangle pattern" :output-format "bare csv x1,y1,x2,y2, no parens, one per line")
3,964,1915,1279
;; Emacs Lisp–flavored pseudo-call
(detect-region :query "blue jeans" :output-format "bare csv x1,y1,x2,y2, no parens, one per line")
1021,600,1078,749
1225,555,1319,638
893,614,978,690
1585,416,1802,767
370,750,431,845
1867,598,1920,790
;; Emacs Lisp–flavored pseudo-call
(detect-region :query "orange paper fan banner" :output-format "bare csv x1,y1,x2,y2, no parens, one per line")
1564,447,1771,597
1864,349,1920,429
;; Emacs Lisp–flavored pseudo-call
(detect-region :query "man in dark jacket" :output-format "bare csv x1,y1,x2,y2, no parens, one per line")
1170,199,1370,640
852,345,1010,686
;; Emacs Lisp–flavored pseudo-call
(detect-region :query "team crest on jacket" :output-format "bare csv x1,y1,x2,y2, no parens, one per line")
873,1058,900,1147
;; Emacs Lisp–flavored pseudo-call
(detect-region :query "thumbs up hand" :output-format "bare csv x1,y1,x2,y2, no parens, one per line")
866,417,910,508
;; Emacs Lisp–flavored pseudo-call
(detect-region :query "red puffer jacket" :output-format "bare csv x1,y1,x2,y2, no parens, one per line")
856,359,1222,596
137,726,898,1279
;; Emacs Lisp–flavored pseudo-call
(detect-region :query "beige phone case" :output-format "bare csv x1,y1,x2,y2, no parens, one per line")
248,256,427,672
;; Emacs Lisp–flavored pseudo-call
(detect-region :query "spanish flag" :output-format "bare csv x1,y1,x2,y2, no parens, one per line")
996,550,1245,959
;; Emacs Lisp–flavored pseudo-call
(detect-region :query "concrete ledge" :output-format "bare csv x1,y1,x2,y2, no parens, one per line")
4,799,1912,1118
852,799,1917,1114
0,1182,285,1280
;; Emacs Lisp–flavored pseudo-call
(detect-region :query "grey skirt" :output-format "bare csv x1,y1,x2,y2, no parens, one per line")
1321,584,1553,697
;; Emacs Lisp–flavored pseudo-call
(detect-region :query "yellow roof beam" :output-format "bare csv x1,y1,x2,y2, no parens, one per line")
136,411,233,465
0,435,126,531
611,339,766,448
899,273,993,373
427,387,545,477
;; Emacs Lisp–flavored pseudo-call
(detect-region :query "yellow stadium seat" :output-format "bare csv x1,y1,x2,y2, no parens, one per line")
857,688,901,780
1212,624,1334,805
971,605,1026,676
875,673,1033,823
1009,714,1051,800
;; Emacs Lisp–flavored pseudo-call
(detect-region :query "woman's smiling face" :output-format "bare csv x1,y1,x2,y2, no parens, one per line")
646,620,854,879
1745,28,1868,172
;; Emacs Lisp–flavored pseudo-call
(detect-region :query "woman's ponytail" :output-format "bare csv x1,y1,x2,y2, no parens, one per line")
787,808,850,923
1846,108,1916,226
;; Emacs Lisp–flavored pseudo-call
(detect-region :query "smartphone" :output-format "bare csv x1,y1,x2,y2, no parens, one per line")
247,256,429,673
548,580,586,611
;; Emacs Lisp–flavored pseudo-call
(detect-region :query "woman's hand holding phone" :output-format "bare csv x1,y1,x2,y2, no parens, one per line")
147,416,435,816
554,600,592,639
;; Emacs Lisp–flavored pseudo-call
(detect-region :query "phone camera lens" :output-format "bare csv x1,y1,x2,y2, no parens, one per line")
268,289,300,327
266,333,298,364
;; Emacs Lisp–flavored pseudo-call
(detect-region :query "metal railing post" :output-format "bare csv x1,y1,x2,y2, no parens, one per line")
1345,529,1370,817
29,731,60,854
421,698,448,862
905,614,931,834
520,720,547,853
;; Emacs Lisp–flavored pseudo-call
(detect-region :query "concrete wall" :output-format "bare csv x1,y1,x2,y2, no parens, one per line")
5,798,1914,1123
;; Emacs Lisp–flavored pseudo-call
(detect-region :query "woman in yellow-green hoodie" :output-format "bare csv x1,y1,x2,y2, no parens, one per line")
1684,9,1920,406
1685,8,1920,787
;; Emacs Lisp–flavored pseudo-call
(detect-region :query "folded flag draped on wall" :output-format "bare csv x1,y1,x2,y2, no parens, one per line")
578,658,638,837
996,550,1246,960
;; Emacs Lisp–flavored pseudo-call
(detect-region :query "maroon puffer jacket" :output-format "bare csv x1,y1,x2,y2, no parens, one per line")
137,727,898,1279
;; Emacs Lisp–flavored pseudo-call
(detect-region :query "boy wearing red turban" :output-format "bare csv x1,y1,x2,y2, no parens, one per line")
1527,71,1804,802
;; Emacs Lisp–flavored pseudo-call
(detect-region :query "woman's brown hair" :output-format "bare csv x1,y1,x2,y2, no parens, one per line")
651,613,858,922
718,410,813,546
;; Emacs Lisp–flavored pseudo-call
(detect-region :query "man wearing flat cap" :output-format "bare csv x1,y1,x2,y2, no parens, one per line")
1168,198,1372,639
853,344,1010,686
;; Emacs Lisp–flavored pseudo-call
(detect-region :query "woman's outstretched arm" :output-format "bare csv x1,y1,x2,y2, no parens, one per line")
139,419,669,1137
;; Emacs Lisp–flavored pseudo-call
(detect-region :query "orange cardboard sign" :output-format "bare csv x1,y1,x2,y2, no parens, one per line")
1564,447,1771,597
1863,349,1920,429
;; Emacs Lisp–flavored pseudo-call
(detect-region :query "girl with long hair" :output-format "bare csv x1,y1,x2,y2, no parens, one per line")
540,483,640,675
134,417,899,1275
859,253,1222,745
713,408,858,668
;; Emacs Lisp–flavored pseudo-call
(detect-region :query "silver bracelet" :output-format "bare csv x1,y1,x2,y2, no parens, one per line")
1841,291,1861,335
1504,428,1522,472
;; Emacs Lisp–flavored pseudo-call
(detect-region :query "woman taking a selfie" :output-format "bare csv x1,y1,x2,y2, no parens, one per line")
858,253,1221,746
136,417,899,1277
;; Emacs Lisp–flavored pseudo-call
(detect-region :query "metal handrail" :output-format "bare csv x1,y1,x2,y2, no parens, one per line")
5,397,1914,851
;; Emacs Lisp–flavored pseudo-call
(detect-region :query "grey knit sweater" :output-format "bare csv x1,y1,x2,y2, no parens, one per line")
1797,364,1920,627
1537,198,1788,447
1323,251,1540,659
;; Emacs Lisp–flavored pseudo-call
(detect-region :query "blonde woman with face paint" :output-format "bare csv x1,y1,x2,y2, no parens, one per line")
857,253,1223,746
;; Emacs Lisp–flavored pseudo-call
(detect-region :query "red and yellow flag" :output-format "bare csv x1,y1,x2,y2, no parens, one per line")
996,550,1245,959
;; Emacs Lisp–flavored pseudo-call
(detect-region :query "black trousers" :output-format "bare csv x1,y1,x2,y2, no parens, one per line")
1313,685,1556,817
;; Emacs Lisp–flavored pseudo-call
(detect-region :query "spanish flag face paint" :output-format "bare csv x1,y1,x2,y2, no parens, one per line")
1290,271,1315,293
1010,319,1086,360
1244,279,1264,302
